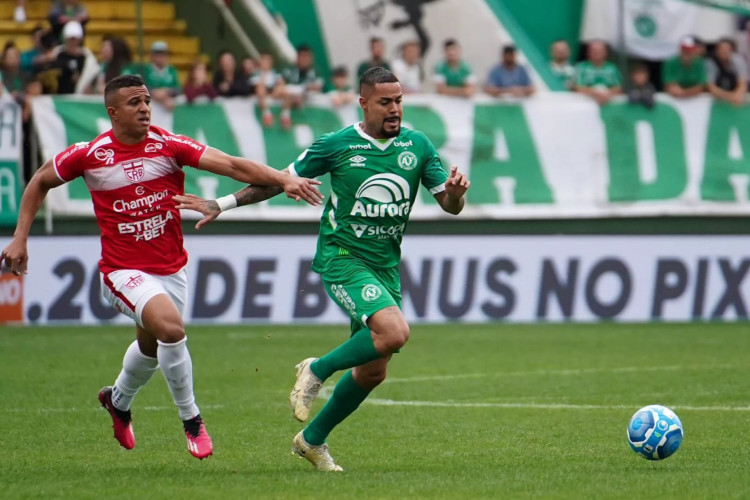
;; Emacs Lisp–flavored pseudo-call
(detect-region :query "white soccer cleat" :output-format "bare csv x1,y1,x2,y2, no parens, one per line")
291,431,343,472
290,357,323,422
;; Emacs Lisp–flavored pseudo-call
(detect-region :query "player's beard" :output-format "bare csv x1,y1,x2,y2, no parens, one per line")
381,117,401,138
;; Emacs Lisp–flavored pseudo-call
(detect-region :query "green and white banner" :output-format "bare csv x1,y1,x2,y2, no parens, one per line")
32,94,750,220
681,0,750,15
0,100,23,228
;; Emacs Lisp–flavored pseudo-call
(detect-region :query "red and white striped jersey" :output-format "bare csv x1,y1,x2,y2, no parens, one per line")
53,125,207,275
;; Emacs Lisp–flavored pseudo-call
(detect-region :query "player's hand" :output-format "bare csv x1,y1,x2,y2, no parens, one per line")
174,194,220,230
282,175,324,206
1,238,29,276
445,166,470,199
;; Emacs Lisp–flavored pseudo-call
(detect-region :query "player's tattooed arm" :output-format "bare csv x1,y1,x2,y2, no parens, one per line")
233,184,284,206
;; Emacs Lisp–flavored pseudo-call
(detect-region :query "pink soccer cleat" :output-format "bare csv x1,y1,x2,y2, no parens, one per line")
98,386,135,450
183,415,213,460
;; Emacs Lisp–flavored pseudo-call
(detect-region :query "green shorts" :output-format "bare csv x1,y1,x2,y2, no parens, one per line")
322,257,402,335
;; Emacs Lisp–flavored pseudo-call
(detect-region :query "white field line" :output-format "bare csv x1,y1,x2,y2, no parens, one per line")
2,404,225,414
384,364,745,383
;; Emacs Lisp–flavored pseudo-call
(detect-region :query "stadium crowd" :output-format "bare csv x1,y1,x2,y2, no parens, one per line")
2,1,750,175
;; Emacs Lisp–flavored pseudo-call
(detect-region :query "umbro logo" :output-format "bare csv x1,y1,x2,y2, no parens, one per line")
351,224,367,238
349,155,366,167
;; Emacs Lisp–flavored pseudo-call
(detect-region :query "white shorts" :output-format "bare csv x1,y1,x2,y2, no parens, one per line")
101,268,188,327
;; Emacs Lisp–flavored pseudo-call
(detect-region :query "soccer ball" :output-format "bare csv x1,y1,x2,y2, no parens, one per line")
627,405,683,460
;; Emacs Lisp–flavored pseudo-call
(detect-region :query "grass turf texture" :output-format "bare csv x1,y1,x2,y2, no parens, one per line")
0,323,748,499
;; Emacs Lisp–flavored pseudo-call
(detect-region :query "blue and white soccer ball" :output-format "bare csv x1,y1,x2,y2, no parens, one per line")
627,405,683,460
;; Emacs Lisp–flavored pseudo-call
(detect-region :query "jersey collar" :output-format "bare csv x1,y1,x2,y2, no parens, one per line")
354,122,396,151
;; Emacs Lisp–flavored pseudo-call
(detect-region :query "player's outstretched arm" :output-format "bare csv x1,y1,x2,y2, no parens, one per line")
1,161,65,275
434,166,470,215
196,147,323,206
174,180,286,230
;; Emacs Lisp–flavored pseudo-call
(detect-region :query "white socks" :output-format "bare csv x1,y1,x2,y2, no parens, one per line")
156,337,200,421
112,341,159,411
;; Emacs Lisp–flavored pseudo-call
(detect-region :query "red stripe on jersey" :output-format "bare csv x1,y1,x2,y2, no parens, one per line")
103,274,136,312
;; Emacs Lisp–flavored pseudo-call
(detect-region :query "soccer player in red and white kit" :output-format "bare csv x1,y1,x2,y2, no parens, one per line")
1,74,324,459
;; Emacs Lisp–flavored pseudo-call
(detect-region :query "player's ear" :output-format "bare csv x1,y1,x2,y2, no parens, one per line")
359,95,367,111
106,106,117,121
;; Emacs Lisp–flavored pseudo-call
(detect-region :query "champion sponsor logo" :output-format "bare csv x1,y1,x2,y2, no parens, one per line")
349,143,372,150
122,160,145,183
113,189,170,213
397,151,418,171
393,140,413,147
145,142,163,153
350,173,411,217
361,284,382,302
135,186,145,196
349,155,367,167
125,274,145,289
94,148,115,165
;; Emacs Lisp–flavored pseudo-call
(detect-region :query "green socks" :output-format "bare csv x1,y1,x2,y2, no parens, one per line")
303,370,371,446
310,328,380,381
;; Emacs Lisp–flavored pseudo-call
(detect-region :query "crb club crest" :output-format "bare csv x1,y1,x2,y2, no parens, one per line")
122,160,145,183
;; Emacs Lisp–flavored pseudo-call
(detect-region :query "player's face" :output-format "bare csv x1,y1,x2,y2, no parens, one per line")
361,82,402,138
109,86,151,137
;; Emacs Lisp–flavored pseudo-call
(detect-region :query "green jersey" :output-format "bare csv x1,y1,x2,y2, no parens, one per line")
662,56,706,88
433,60,476,88
292,123,449,272
575,61,622,89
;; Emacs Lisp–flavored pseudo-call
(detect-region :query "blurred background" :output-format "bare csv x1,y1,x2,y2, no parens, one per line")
1,0,749,326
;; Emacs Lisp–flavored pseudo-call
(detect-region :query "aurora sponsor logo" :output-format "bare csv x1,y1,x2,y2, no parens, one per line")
350,173,411,217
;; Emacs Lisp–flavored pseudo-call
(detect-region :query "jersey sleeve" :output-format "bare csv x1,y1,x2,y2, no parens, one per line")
166,133,207,167
289,133,336,178
52,142,90,182
419,134,449,194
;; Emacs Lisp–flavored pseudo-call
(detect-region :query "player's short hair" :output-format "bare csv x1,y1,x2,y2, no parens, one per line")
104,74,146,105
359,66,399,95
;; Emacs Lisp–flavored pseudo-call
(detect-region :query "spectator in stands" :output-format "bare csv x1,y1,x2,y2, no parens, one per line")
55,20,99,94
1,42,29,104
627,64,656,109
213,50,252,98
573,40,622,105
94,36,132,94
240,56,257,92
357,37,391,80
391,39,423,93
137,41,181,110
662,36,706,99
550,39,575,90
32,31,62,95
184,61,218,104
734,19,750,77
433,39,476,98
707,38,747,106
280,44,323,128
14,0,26,23
20,25,45,74
484,45,534,98
328,66,356,107
48,0,89,41
252,53,285,127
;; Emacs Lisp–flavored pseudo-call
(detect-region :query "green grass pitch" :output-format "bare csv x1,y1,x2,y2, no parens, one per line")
1,323,749,499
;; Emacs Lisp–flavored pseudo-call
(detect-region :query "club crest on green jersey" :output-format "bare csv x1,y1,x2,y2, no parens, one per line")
397,151,418,171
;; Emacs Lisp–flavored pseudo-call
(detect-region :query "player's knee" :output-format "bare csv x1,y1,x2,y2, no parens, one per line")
383,323,410,352
353,367,387,389
153,319,185,344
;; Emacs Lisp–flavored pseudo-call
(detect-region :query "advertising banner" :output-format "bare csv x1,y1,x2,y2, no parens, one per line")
31,94,750,221
0,100,23,227
4,234,749,325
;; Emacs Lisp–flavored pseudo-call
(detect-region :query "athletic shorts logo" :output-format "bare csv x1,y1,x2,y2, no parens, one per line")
125,274,145,289
94,148,115,165
123,160,145,183
397,151,417,171
361,284,382,301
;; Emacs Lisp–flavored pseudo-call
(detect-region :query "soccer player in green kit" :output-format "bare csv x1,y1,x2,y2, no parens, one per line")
174,67,470,471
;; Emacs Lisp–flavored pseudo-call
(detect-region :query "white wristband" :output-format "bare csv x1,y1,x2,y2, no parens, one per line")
216,194,237,212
